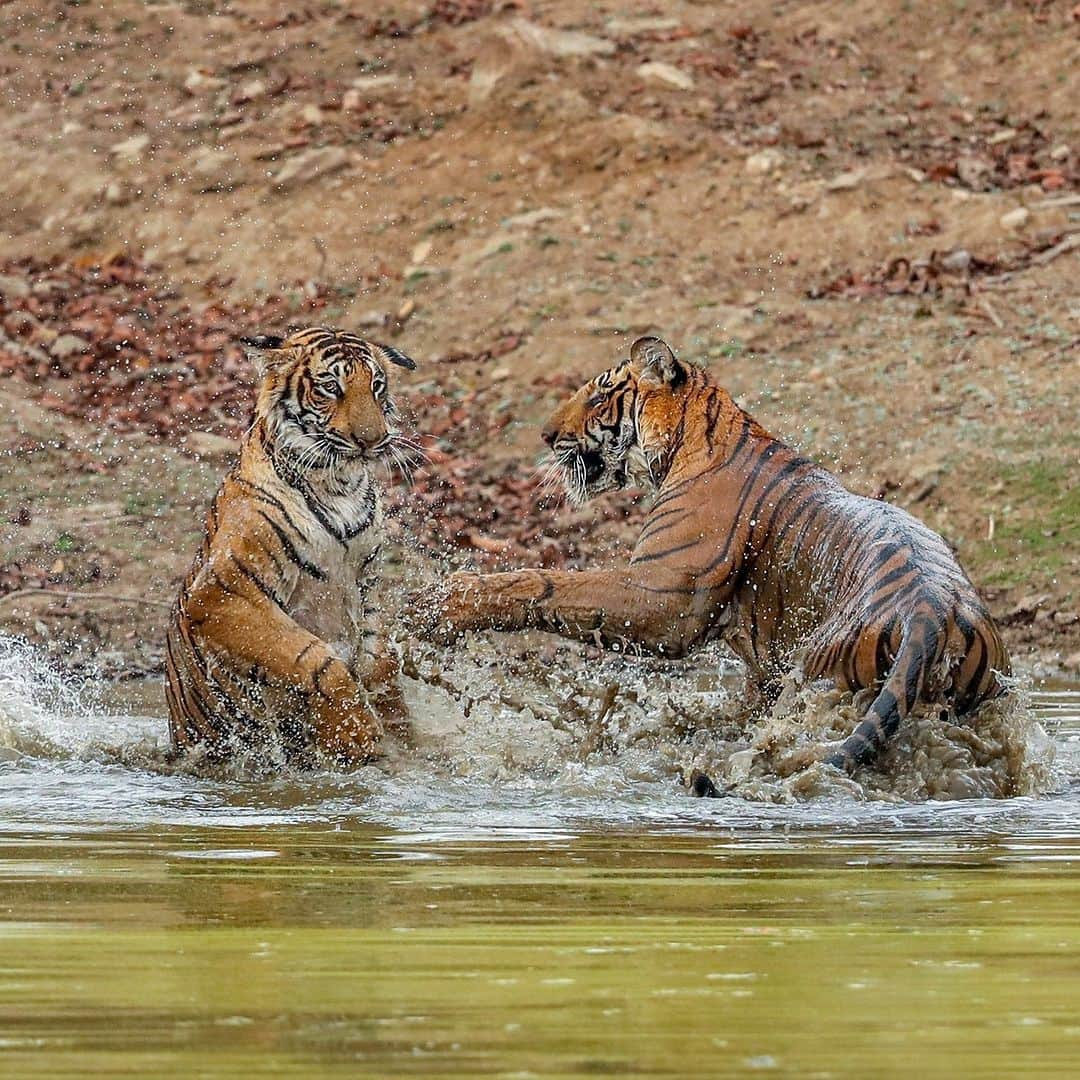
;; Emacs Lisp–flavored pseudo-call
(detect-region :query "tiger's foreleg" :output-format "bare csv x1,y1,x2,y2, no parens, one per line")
186,588,383,764
411,567,712,658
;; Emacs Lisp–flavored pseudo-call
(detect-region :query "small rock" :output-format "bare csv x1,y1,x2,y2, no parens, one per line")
745,150,782,175
956,155,992,190
350,75,401,95
103,180,134,206
506,18,615,57
48,334,90,360
0,274,31,298
1050,144,1070,162
780,121,825,149
300,104,324,126
825,169,864,192
342,89,366,112
272,147,350,190
188,147,247,192
502,207,563,229
109,134,150,164
410,238,433,266
184,68,225,94
636,62,694,91
940,249,972,272
1005,593,1049,624
234,78,266,104
999,207,1030,231
1053,610,1079,627
607,17,682,35
988,127,1017,145
1064,650,1080,673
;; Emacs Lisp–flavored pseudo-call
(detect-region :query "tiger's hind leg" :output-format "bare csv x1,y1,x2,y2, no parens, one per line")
687,666,779,797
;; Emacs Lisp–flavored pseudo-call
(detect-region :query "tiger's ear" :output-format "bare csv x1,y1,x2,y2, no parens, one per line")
239,335,289,379
376,342,417,371
630,336,684,387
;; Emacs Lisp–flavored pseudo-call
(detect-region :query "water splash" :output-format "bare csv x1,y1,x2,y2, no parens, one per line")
0,631,1064,818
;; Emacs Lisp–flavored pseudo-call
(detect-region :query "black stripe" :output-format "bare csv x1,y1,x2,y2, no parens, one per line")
256,509,327,580
228,553,282,604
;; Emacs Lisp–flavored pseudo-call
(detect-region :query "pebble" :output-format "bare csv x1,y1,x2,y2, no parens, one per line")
0,274,32,298
272,147,350,190
183,68,225,94
999,207,1030,231
636,62,694,91
188,147,247,192
940,249,972,272
103,180,134,206
48,334,90,360
234,78,266,103
410,239,433,266
745,150,782,175
342,89,366,112
109,134,150,164
825,170,864,192
349,75,401,95
506,18,615,57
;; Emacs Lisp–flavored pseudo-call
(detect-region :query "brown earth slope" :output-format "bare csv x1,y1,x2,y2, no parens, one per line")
0,0,1077,678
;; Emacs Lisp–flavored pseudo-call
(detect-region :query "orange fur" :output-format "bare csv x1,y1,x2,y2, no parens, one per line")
166,327,417,765
411,336,1010,775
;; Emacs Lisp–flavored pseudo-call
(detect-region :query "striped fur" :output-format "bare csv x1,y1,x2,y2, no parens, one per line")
165,326,419,765
414,335,1010,776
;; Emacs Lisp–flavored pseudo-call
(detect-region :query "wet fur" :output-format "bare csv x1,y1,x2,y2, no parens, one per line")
165,327,420,765
413,336,1010,776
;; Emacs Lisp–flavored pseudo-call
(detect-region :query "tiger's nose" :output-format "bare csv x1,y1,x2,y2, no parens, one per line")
541,424,557,448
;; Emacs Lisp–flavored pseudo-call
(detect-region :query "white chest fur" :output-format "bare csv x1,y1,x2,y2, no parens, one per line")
270,464,385,668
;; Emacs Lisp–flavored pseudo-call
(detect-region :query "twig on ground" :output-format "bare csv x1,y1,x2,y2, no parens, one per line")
979,297,1004,329
1030,232,1080,266
0,588,173,610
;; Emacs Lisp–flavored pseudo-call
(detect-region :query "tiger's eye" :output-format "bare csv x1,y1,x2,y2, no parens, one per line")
587,393,605,408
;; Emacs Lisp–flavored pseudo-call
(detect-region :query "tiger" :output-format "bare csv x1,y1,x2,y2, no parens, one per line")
408,335,1010,785
165,326,420,766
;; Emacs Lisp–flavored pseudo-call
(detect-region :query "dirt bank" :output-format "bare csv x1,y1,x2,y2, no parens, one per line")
1,1,1076,680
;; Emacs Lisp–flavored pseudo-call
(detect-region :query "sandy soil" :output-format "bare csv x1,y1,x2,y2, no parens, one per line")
0,0,1076,680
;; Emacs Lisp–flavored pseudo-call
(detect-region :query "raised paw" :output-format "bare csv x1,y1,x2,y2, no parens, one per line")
402,573,486,644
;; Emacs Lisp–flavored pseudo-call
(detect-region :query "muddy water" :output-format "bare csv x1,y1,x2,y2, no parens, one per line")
1,634,1079,1076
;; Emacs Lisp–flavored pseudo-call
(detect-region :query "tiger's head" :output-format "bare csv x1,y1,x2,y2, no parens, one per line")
241,327,418,474
542,336,696,503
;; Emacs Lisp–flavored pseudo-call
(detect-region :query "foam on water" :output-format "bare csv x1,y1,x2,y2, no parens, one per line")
0,632,1074,836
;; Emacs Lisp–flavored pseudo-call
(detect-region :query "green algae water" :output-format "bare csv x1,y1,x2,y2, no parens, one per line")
1,637,1078,1076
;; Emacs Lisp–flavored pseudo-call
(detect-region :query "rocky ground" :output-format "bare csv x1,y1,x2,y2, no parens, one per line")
0,0,1077,682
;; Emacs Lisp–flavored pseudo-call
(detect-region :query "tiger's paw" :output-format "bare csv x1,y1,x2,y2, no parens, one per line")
687,768,724,798
402,573,486,644
310,674,383,767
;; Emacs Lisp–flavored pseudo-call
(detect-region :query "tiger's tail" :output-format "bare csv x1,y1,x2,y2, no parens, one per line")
824,610,945,773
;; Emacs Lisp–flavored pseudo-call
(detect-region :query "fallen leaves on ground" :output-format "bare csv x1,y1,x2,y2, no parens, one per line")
808,230,1080,300
0,253,639,573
